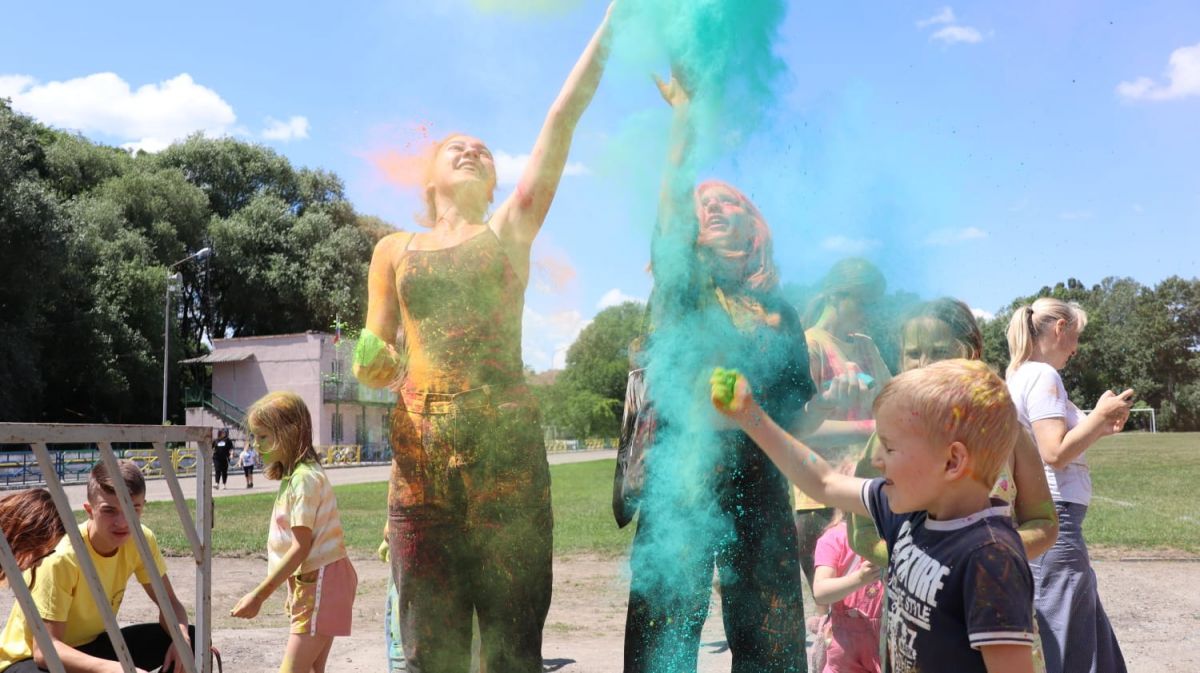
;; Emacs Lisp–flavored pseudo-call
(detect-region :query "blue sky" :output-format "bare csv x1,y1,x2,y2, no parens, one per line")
3,1,1198,370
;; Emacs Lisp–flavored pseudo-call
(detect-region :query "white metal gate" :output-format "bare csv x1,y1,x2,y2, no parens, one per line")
0,424,213,673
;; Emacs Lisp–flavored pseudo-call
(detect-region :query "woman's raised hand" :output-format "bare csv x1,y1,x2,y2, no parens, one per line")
654,67,691,108
1094,389,1135,435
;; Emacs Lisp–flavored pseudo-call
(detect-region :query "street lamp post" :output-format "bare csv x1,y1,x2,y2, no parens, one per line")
162,247,213,424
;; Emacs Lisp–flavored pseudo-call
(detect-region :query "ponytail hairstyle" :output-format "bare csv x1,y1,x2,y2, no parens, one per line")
804,257,886,327
1005,297,1088,375
247,391,321,481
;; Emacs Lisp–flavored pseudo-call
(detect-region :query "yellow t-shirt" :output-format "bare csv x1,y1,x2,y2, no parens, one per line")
0,523,168,670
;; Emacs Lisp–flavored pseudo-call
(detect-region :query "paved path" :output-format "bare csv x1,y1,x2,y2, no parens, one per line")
60,449,617,510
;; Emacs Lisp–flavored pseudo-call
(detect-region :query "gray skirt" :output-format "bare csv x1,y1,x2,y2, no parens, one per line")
1030,502,1127,673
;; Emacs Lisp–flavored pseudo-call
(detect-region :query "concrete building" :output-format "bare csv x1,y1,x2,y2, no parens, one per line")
182,332,394,460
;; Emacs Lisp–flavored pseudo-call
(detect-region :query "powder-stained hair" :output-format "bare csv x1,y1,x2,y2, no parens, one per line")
87,459,146,504
873,359,1019,488
247,391,321,480
1005,297,1088,375
0,489,65,585
804,257,886,326
420,133,497,228
904,297,984,361
693,180,779,292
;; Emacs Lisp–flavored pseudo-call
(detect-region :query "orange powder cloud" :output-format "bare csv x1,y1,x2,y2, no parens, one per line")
361,122,437,191
532,253,578,292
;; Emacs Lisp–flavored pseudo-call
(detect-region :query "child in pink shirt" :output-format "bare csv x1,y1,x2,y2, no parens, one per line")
813,519,884,673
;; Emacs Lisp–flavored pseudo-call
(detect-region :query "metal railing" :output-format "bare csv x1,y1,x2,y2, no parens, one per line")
0,447,209,489
183,388,247,430
321,380,397,406
0,424,214,673
318,444,363,465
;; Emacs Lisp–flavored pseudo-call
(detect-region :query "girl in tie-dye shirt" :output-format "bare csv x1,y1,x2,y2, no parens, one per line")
231,391,358,673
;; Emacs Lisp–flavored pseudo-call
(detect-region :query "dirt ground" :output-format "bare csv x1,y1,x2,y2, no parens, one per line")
1,549,1196,672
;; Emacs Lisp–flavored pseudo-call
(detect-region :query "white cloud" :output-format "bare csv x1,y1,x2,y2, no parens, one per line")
494,150,589,186
1116,42,1200,102
0,72,236,152
916,7,985,46
597,288,642,309
916,7,956,28
522,306,590,371
931,25,983,45
261,115,309,141
923,226,988,246
0,75,35,98
971,307,995,322
820,236,881,255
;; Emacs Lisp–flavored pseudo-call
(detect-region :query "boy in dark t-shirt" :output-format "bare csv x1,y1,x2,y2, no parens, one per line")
711,359,1035,673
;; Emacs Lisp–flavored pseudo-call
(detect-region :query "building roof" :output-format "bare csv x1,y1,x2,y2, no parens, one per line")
179,350,256,364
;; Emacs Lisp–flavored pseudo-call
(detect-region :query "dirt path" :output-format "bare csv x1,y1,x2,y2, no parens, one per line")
1,549,1194,672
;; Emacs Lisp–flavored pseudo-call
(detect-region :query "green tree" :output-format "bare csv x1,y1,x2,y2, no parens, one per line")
0,101,68,419
559,301,646,402
534,301,646,438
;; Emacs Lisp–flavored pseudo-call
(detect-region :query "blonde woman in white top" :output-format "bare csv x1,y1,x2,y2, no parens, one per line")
1005,297,1133,673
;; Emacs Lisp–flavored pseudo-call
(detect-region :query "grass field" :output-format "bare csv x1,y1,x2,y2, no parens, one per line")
139,432,1199,557
1080,432,1200,554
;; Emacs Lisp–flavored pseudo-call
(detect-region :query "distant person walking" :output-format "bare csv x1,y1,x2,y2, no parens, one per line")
235,442,258,489
211,428,235,490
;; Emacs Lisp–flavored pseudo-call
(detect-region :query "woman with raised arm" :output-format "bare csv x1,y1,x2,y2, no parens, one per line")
352,7,615,672
1005,297,1132,673
621,74,815,673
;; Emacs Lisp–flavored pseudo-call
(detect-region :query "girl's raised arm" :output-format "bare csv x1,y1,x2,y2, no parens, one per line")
492,3,616,244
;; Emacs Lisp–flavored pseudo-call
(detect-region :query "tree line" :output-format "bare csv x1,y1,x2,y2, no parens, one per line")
537,275,1200,437
0,101,385,423
4,101,1196,433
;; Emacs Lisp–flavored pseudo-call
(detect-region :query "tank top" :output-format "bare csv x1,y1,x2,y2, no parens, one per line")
396,228,525,393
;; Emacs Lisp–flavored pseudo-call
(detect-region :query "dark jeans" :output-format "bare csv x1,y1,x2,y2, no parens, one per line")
624,460,807,673
390,504,551,673
213,459,228,485
7,624,198,672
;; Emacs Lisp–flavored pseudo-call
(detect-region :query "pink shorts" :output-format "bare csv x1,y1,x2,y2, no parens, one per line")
286,556,357,636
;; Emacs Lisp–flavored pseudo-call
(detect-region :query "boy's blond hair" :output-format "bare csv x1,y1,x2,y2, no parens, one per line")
873,359,1019,487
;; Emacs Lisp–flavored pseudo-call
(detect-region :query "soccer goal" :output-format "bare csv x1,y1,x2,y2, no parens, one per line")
1081,407,1158,433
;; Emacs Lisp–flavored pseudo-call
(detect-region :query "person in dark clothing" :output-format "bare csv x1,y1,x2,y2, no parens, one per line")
211,428,234,490
620,76,819,673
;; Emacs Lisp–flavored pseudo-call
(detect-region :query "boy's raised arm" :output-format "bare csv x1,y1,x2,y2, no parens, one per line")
711,369,870,517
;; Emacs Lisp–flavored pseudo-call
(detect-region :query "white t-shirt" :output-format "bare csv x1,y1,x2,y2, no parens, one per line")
1006,361,1091,505
239,447,258,467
